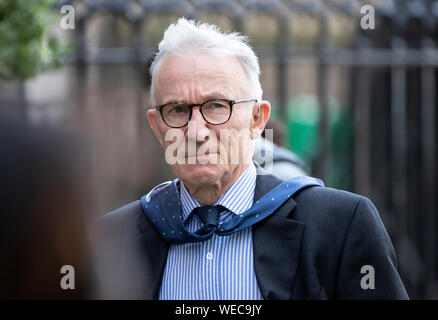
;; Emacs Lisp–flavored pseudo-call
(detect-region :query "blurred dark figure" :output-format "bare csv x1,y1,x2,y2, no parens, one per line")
254,118,309,180
0,106,94,299
262,118,287,147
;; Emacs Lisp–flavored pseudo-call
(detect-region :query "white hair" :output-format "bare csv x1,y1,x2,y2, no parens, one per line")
150,17,263,105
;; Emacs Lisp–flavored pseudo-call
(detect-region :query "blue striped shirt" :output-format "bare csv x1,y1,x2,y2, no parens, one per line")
159,162,263,300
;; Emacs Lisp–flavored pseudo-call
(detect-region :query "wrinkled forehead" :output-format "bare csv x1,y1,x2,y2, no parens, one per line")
154,51,250,104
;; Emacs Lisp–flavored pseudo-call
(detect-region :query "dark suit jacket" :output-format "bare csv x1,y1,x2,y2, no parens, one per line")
95,168,408,300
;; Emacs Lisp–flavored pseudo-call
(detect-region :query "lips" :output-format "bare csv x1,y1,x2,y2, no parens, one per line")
185,151,216,158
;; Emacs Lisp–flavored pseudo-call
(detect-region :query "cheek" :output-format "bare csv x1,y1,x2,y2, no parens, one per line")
158,126,187,152
233,106,252,126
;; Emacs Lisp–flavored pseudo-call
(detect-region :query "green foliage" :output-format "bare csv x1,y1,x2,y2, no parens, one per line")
0,0,70,81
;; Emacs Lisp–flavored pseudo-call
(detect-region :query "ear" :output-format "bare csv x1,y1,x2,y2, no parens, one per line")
250,100,271,139
147,109,165,146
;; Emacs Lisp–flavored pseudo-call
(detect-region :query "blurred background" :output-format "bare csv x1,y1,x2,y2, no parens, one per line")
0,0,437,299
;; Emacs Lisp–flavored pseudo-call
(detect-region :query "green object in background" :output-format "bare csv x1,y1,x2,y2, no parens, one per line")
0,0,70,81
286,95,321,166
286,95,353,190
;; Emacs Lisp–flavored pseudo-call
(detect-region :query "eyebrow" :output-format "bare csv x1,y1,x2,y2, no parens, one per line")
201,92,229,100
160,92,230,106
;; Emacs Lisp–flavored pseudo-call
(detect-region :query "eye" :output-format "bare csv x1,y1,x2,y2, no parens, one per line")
167,104,188,115
212,103,226,109
173,106,185,113
208,100,229,109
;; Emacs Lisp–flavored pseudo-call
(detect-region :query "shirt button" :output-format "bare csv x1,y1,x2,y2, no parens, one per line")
206,252,213,260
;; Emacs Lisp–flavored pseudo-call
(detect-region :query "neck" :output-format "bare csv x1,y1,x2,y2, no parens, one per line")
184,164,250,205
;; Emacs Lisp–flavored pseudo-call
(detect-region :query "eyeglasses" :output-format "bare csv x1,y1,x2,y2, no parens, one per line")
153,98,257,128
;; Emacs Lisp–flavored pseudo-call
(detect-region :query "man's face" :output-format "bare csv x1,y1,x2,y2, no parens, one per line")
148,50,269,189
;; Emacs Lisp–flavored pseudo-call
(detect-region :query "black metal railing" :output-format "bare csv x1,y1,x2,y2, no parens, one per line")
52,0,438,299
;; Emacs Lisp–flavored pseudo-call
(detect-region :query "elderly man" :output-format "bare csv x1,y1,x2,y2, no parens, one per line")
97,18,408,300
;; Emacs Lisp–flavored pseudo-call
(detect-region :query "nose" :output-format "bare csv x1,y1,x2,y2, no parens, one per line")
187,106,209,142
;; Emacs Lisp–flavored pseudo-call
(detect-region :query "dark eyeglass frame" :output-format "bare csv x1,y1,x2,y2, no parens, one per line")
153,98,258,128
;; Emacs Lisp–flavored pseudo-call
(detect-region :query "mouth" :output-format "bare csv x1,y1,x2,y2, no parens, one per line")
185,151,216,157
185,151,218,165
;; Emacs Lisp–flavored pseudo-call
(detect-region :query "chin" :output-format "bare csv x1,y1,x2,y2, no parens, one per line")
174,163,223,187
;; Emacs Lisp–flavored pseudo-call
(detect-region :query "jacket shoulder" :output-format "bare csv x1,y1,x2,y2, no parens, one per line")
292,186,379,236
100,200,145,234
294,186,365,216
104,200,142,217
296,185,364,206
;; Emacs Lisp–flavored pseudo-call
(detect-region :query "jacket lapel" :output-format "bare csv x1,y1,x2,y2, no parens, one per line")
252,168,305,300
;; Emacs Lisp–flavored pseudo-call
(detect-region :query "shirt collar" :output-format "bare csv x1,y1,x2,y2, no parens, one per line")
179,162,257,222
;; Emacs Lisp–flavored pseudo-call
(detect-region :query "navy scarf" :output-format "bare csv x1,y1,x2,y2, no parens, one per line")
141,175,324,244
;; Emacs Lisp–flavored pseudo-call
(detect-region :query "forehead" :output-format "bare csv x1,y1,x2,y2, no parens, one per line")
155,51,249,103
